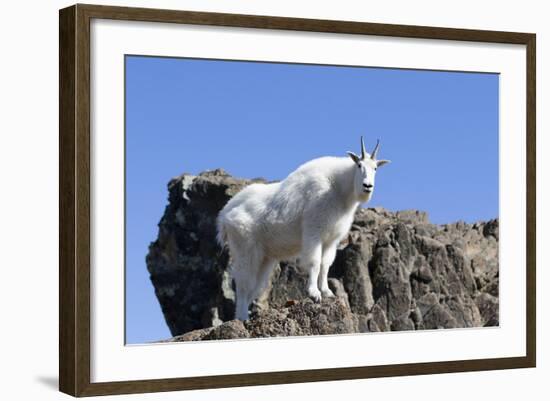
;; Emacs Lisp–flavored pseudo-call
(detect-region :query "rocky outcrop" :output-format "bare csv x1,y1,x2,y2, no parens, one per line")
146,170,499,341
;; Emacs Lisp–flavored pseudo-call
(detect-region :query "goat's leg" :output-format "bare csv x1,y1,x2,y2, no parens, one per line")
301,238,323,303
235,297,250,321
249,258,277,313
233,248,266,321
319,242,338,298
232,263,255,321
235,279,252,321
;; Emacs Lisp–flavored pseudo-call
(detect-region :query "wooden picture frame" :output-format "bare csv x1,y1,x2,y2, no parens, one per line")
59,3,536,397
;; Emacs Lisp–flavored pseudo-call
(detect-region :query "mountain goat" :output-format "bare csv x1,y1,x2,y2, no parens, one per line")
217,137,390,321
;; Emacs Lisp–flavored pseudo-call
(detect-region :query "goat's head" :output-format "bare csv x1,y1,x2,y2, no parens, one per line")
347,136,390,202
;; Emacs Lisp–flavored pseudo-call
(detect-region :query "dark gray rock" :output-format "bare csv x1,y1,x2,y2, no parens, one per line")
245,307,303,338
370,227,413,322
410,304,424,330
445,295,482,328
327,278,351,308
170,298,358,341
267,263,309,308
146,170,264,334
355,314,372,333
370,303,390,332
422,303,458,330
146,170,499,340
202,320,250,340
475,293,500,327
416,292,440,316
483,219,499,240
332,241,374,314
391,315,415,331
285,297,359,335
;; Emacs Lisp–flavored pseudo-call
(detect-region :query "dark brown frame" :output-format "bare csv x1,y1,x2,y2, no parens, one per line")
59,3,536,397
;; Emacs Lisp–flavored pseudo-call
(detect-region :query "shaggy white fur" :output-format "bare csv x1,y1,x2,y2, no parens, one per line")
217,138,390,320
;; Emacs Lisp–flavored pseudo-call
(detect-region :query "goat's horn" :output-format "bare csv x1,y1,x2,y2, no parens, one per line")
360,136,367,160
371,139,380,160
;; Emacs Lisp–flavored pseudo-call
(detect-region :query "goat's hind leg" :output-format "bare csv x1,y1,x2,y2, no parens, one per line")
319,242,338,298
249,257,277,314
233,264,255,321
232,248,266,321
234,279,252,321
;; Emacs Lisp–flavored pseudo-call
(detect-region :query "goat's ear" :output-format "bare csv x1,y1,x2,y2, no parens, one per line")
347,151,361,165
376,159,391,168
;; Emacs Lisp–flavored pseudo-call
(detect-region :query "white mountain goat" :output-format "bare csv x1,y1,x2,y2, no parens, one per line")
217,137,390,321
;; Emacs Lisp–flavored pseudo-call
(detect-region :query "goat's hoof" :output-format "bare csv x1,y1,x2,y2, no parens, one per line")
321,288,335,298
307,288,322,303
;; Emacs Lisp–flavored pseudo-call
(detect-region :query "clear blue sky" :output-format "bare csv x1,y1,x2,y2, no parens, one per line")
125,55,499,344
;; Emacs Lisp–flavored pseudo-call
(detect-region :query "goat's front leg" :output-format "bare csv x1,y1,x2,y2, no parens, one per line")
319,242,338,298
301,239,323,303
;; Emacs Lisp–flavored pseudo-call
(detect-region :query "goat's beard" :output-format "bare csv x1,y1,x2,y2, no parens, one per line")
358,191,373,203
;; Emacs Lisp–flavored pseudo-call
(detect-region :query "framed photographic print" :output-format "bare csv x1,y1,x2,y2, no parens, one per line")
59,3,536,397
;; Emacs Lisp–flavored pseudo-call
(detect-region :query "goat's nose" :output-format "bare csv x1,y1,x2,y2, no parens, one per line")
363,183,373,189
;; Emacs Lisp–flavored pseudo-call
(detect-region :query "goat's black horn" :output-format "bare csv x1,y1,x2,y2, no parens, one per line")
371,139,380,160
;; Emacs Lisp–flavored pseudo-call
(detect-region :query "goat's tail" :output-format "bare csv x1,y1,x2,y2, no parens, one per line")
216,214,228,250
216,213,233,269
